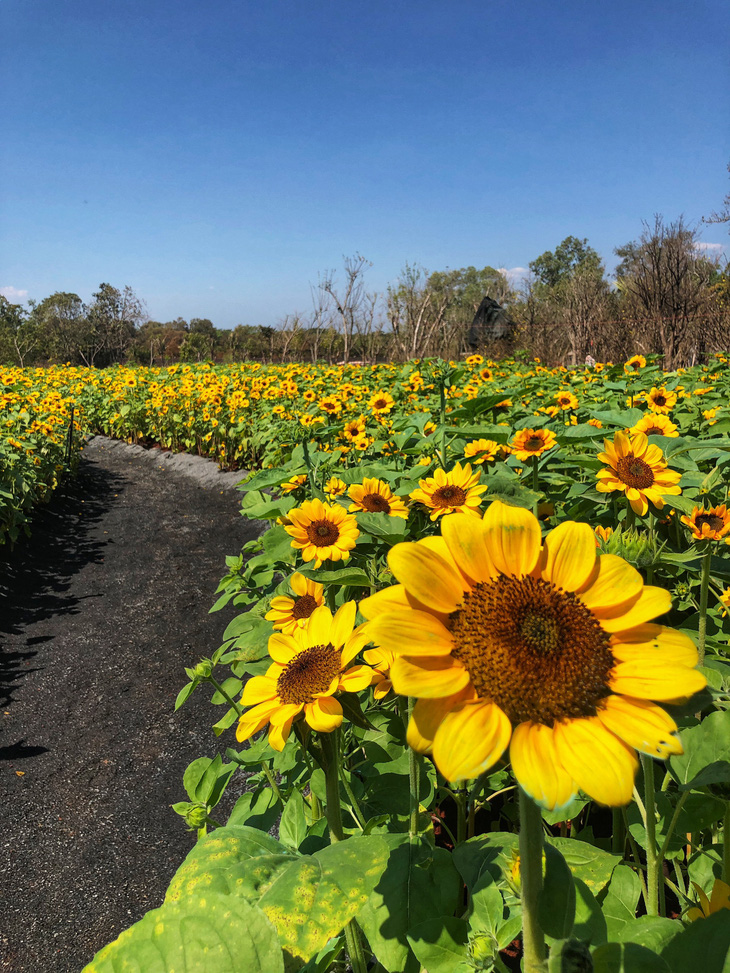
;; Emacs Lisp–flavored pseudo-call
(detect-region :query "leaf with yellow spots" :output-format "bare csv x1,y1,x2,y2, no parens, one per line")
81,891,283,973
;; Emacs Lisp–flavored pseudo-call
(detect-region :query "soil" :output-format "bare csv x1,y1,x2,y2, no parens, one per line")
0,437,263,973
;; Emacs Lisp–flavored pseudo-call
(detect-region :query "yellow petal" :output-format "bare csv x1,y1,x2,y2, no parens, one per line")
598,586,671,632
553,717,639,806
482,500,541,578
709,879,730,914
268,633,300,665
596,696,683,758
510,722,578,812
270,702,303,725
269,717,294,751
305,696,343,732
388,542,464,614
441,512,497,584
609,662,707,701
235,712,271,742
365,611,454,657
541,521,598,591
406,689,475,752
579,554,644,613
611,626,698,667
241,676,277,706
338,664,376,692
331,600,356,649
432,700,511,782
419,535,473,589
391,655,471,698
306,604,334,646
290,572,307,596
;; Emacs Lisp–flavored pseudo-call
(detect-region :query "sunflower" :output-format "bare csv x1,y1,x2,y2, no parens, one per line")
687,880,730,922
363,645,395,699
348,477,409,519
319,396,342,416
265,572,325,635
463,439,501,465
284,499,360,567
647,386,677,414
324,476,347,499
510,428,557,462
479,367,494,382
681,505,730,543
360,501,705,809
280,474,308,493
236,603,375,750
409,462,487,521
369,391,395,414
596,431,682,516
555,391,578,410
624,355,646,372
342,416,367,441
631,414,679,438
594,525,613,543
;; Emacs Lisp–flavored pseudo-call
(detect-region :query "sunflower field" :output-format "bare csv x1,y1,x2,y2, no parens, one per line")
4,353,730,971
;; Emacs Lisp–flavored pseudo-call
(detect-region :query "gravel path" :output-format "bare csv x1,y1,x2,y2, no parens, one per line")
0,437,261,972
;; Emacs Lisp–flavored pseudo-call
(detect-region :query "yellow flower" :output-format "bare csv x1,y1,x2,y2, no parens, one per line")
284,499,360,568
681,505,730,543
265,572,325,635
624,355,647,372
478,367,494,382
236,603,375,750
369,391,395,414
588,419,603,429
510,428,557,462
280,474,308,493
325,476,347,499
410,462,487,521
631,414,679,438
647,386,677,413
555,391,579,410
360,501,705,809
596,431,682,516
342,416,367,441
719,588,730,614
466,354,484,365
687,880,730,921
703,408,719,425
463,439,500,464
348,477,409,519
595,525,613,543
363,645,395,699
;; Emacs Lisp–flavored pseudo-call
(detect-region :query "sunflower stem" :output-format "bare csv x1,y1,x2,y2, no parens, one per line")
698,544,712,665
531,456,540,514
641,754,661,917
407,697,421,839
723,802,730,885
439,379,447,469
456,783,468,846
518,787,547,973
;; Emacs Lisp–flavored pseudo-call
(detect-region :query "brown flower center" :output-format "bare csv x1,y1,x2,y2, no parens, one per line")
361,493,391,513
695,514,724,533
523,436,544,451
450,576,614,725
291,594,318,620
276,643,341,704
306,519,341,546
432,485,467,507
373,398,387,409
616,455,655,489
653,394,667,406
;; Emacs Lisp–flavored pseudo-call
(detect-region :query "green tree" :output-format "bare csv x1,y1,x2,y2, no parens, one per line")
32,291,87,363
0,296,39,366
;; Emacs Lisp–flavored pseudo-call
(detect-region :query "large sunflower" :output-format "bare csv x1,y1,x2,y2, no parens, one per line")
348,477,409,519
409,462,487,520
236,603,375,750
360,501,705,810
681,505,730,543
510,428,557,462
284,498,360,567
631,414,679,438
265,572,325,635
647,386,677,414
596,431,682,516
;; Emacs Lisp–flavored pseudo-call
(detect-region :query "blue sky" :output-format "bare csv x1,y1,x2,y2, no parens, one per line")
1,0,728,327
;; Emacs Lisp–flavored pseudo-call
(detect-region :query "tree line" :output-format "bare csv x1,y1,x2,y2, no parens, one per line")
1,216,727,370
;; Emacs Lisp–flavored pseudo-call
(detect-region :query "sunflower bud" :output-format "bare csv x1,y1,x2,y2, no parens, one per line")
602,528,663,570
193,660,213,679
184,804,209,829
468,931,496,969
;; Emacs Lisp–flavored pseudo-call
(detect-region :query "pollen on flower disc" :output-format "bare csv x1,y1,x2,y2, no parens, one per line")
450,576,614,725
276,643,341,704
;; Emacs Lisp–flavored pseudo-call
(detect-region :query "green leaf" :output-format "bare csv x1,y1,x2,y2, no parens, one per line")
452,832,519,891
592,941,670,973
174,680,197,710
226,788,281,831
573,877,607,945
669,710,730,789
661,910,730,973
297,566,372,587
600,865,642,940
356,511,408,540
82,892,284,973
615,917,681,954
407,917,472,973
358,835,459,973
547,838,621,894
279,789,308,851
539,843,576,940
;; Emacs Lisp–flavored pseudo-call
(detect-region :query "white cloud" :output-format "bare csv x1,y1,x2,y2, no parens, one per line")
0,286,29,301
694,242,725,253
498,266,528,282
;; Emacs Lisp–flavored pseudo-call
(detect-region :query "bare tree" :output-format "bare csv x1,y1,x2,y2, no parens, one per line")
319,254,372,364
386,264,451,360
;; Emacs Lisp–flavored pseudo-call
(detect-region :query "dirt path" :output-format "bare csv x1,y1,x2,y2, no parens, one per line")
0,437,262,972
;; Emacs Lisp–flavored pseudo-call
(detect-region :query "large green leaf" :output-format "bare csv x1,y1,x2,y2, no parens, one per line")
547,838,621,894
592,941,670,972
82,892,284,973
407,917,472,973
600,864,642,940
358,835,460,973
166,827,389,966
661,911,730,973
452,832,519,891
669,710,730,790
539,844,576,940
